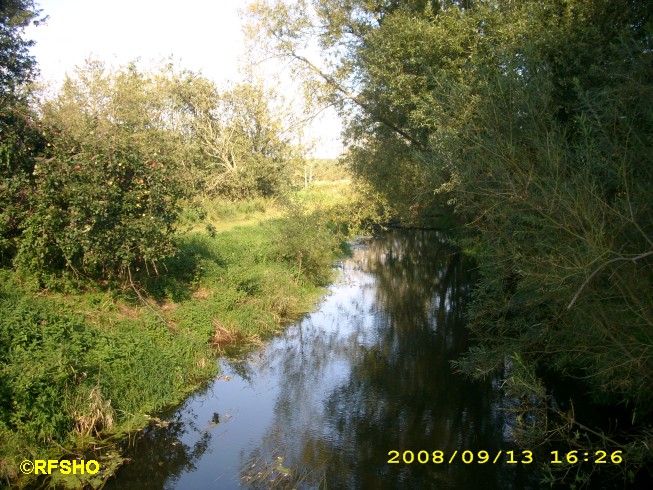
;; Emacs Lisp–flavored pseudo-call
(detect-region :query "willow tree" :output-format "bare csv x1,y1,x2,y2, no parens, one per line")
248,0,653,482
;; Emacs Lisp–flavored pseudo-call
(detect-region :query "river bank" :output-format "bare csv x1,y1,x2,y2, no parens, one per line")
0,187,357,488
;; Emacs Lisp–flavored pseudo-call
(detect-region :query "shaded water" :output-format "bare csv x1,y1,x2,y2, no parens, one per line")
107,230,535,489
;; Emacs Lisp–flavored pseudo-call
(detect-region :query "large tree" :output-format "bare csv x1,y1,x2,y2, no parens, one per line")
173,77,304,198
0,0,44,262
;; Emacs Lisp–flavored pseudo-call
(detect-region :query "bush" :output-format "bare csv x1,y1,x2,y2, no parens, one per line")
0,100,44,264
15,63,184,282
16,147,180,280
269,204,341,286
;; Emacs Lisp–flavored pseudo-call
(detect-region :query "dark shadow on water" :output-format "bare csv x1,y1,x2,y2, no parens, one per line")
104,399,214,489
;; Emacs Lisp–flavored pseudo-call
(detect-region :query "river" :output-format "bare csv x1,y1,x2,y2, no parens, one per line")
106,229,536,489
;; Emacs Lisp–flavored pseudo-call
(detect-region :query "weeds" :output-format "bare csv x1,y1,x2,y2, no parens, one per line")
242,453,328,489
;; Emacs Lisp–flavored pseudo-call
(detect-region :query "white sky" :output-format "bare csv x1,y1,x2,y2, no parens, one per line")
26,0,342,158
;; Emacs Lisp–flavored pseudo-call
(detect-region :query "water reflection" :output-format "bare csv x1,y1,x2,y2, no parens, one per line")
104,401,213,489
108,230,535,489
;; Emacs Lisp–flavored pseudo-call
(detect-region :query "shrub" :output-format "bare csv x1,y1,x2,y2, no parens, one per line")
269,204,341,286
15,63,183,282
0,100,44,264
16,147,180,281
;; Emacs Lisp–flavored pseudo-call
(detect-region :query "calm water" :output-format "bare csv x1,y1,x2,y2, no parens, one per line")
107,230,535,489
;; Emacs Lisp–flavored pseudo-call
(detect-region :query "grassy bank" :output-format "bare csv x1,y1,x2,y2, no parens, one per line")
1,186,359,488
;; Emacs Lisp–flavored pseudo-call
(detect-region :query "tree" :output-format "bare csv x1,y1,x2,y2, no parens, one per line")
449,0,653,412
174,78,304,198
250,0,653,482
245,0,470,217
14,60,307,280
0,0,42,95
0,0,44,262
16,61,185,281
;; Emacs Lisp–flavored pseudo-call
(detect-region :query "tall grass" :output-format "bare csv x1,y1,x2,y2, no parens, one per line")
170,202,344,346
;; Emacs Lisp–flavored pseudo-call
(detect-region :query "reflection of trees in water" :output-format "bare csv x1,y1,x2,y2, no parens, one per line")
104,398,212,489
363,230,472,352
242,230,533,489
222,355,257,383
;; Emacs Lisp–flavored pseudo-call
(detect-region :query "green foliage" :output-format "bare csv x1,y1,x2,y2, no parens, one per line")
173,78,304,198
251,0,653,482
176,196,278,238
293,158,351,187
269,203,342,285
15,62,184,281
0,100,44,263
444,0,653,413
158,194,350,352
211,83,296,198
0,1,44,263
1,185,349,485
0,0,42,96
0,271,215,448
172,213,341,338
0,5,353,483
5,58,307,281
291,179,391,235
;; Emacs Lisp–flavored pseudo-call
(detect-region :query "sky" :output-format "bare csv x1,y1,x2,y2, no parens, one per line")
25,0,342,158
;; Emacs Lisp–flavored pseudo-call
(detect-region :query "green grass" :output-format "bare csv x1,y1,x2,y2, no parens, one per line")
177,196,283,234
0,270,217,487
1,188,356,488
168,205,344,345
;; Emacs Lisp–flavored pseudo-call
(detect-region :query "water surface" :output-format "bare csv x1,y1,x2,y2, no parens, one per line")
107,230,534,489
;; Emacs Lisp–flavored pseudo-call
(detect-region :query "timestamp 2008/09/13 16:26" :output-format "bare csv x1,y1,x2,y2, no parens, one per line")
387,450,624,465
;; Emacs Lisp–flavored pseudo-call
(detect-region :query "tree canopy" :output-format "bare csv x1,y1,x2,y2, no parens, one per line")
0,0,42,96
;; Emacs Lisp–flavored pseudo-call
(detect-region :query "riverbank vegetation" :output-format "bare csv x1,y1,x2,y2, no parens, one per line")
1,193,358,487
248,0,653,486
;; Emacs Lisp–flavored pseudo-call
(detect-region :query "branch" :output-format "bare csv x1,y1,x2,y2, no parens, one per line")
289,51,430,152
127,266,173,330
567,250,653,310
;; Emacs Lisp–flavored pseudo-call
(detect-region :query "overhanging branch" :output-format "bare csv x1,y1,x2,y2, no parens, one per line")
289,51,430,153
567,250,653,310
